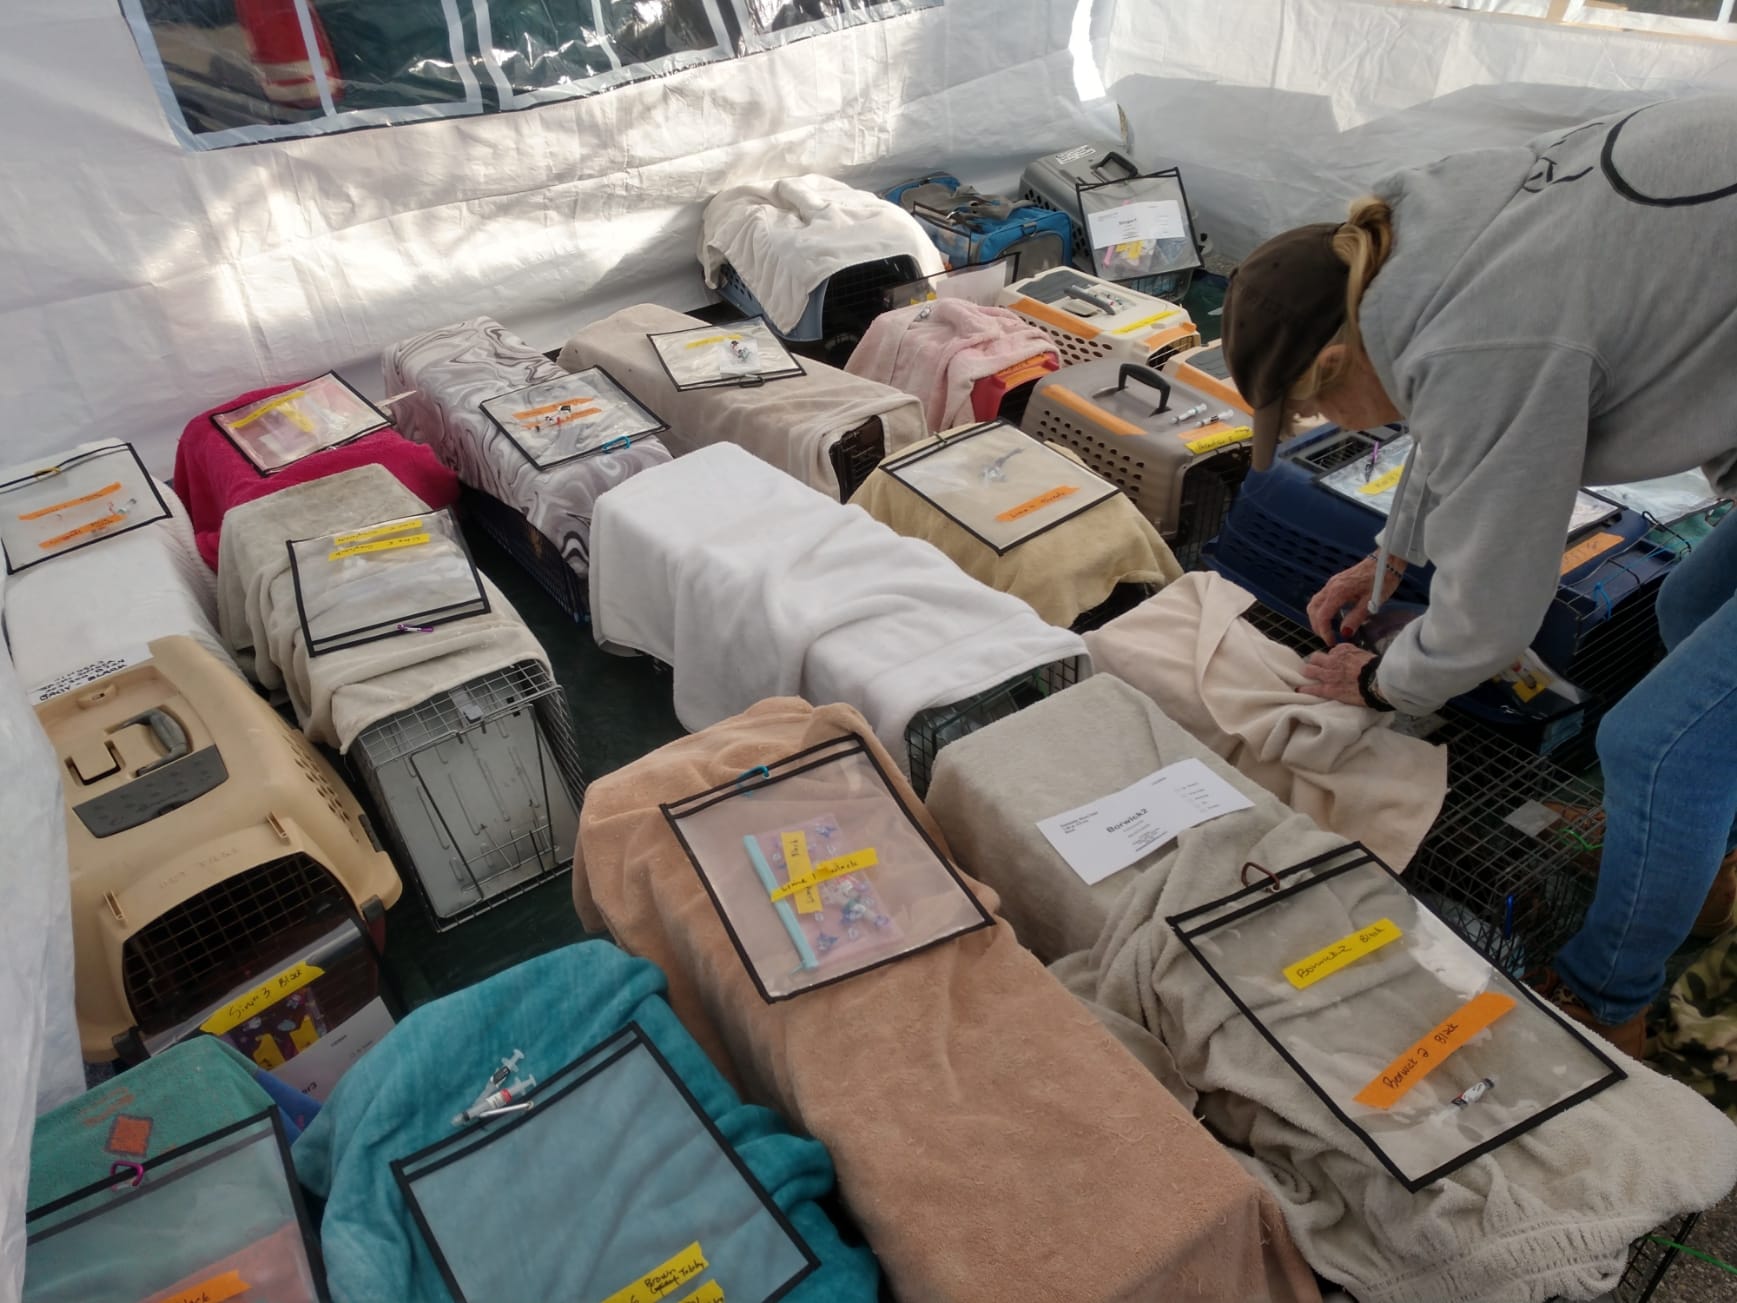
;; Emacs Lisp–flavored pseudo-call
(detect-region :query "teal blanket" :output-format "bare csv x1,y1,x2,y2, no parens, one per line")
293,941,879,1302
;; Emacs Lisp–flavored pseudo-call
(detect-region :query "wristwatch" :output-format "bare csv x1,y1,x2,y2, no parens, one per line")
1357,655,1395,712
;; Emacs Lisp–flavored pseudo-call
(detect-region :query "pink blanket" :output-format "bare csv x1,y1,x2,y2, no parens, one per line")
845,300,1059,429
173,383,460,570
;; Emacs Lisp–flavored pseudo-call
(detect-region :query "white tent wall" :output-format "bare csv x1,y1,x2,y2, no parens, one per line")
1102,0,1737,264
0,0,1116,475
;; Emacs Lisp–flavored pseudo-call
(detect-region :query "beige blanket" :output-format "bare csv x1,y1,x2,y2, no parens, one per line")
574,696,1320,1303
850,433,1182,627
1085,572,1446,869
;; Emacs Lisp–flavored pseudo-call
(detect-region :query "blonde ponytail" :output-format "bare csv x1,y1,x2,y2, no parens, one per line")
1288,195,1396,402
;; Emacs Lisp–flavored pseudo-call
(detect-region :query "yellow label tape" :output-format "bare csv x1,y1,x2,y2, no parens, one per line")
684,334,742,349
769,848,880,903
674,1285,724,1303
1560,530,1623,577
1184,425,1252,456
226,388,307,430
39,512,126,549
331,519,426,548
1353,992,1516,1110
18,481,123,522
159,1269,251,1303
201,962,326,1036
1283,918,1402,990
781,831,821,915
328,532,430,561
1358,466,1405,496
995,484,1078,522
599,1242,709,1303
1111,310,1180,336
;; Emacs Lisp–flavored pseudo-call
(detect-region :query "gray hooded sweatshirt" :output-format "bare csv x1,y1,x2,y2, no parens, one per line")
1358,95,1737,715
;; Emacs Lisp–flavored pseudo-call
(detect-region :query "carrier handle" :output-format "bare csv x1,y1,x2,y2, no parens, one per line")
1113,363,1172,415
117,708,189,776
1091,151,1142,182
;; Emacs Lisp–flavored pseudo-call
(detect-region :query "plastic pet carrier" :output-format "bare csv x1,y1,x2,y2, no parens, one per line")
1019,146,1205,299
35,636,400,1062
135,912,395,1101
905,655,1084,797
884,172,1074,280
1022,355,1254,567
349,661,585,930
717,255,924,364
998,267,1199,370
1205,425,1678,758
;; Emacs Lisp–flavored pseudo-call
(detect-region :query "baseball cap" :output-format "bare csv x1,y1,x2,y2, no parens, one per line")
1221,223,1350,471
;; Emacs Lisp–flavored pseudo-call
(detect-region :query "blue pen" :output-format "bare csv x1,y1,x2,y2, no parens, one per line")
743,836,820,972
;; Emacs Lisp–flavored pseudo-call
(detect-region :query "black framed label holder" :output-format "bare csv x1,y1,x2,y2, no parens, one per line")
210,373,391,475
0,443,171,575
24,1109,327,1303
646,318,805,390
662,734,993,1001
480,366,668,471
880,421,1121,556
286,508,490,657
883,257,1018,311
392,1023,817,1303
1167,845,1623,1191
1078,167,1203,285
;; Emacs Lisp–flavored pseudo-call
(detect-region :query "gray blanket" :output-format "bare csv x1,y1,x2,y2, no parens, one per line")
929,674,1737,1303
216,466,547,751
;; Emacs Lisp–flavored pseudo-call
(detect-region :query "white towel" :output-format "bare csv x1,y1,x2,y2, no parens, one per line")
217,466,548,751
588,444,1086,773
698,176,944,334
2,445,235,699
383,317,673,580
558,303,928,496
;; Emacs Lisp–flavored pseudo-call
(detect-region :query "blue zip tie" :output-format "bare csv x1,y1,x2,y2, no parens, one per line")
735,765,770,791
601,436,633,453
1592,582,1613,620
1502,894,1516,940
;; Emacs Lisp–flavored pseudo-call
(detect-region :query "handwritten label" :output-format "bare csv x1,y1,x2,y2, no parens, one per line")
226,389,306,429
781,831,821,915
1284,919,1402,990
684,334,742,349
1353,992,1517,1110
1560,530,1623,576
332,519,426,548
39,511,127,549
599,1242,708,1303
513,396,598,420
1110,310,1181,337
1184,425,1252,456
159,1270,250,1303
201,962,325,1035
1358,466,1405,497
327,532,430,561
769,848,880,902
674,1284,724,1303
18,481,123,521
995,484,1079,522
251,1038,285,1071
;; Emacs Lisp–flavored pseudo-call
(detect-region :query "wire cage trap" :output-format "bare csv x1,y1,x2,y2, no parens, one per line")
1554,1212,1702,1303
828,415,887,504
350,661,586,930
904,656,1084,798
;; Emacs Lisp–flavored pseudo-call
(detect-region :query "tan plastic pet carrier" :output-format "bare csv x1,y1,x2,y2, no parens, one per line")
36,635,401,1061
1021,348,1257,566
997,267,1198,370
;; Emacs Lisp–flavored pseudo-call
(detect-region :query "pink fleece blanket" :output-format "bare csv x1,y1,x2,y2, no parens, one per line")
845,300,1059,429
173,383,460,570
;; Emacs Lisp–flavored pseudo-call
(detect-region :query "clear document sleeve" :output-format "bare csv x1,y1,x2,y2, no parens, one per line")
647,318,805,390
481,367,668,471
0,443,170,574
209,373,390,474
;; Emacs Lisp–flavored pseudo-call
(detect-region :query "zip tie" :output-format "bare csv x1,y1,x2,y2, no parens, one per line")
735,765,770,792
1239,860,1282,893
1592,582,1613,620
109,1161,144,1189
1646,1236,1737,1279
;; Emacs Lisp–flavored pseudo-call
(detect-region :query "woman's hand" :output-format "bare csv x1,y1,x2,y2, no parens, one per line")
1306,552,1407,644
1301,644,1377,706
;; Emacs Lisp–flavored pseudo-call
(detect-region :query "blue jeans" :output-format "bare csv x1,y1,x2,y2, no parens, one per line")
1555,511,1737,1024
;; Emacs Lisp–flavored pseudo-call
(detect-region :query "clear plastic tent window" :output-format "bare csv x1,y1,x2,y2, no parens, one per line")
286,508,490,656
663,735,993,1001
647,318,805,390
880,421,1121,555
209,373,390,475
0,444,171,575
1168,846,1623,1191
393,1024,816,1303
24,1111,324,1303
481,366,668,471
1079,168,1203,285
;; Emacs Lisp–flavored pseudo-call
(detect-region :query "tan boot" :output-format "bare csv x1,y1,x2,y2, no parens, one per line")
1531,968,1647,1059
1691,850,1737,939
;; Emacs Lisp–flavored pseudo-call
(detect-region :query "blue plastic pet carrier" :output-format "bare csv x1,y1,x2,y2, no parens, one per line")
716,255,924,363
1203,424,1679,759
883,173,1074,280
